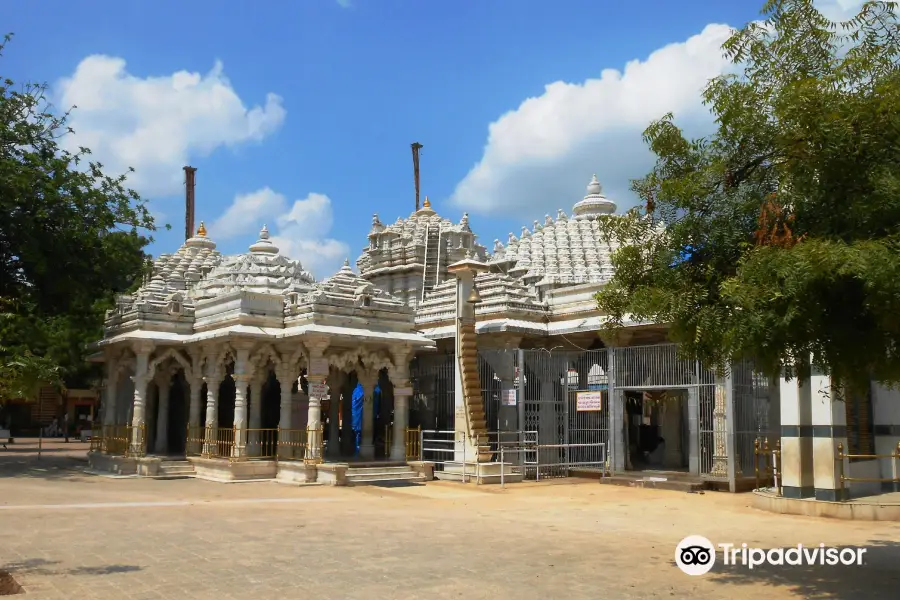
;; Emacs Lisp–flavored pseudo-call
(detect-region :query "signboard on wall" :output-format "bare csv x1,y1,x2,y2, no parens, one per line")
308,358,329,377
308,382,328,399
501,389,517,406
576,391,603,412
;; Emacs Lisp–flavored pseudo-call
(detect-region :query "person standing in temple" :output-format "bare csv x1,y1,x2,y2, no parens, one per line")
63,412,69,443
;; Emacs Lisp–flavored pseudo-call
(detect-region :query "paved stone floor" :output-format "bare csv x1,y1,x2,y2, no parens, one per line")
2,439,900,599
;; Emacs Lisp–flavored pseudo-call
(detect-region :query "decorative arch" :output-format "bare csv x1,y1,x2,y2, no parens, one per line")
360,349,394,374
328,348,363,372
148,347,192,376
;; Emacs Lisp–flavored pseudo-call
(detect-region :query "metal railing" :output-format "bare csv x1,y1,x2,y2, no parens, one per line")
417,429,607,481
837,441,900,500
754,437,782,495
89,424,145,458
185,425,324,463
384,425,422,461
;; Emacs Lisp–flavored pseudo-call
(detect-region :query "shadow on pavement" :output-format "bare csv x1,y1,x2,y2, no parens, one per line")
0,453,89,481
2,558,142,578
706,538,900,599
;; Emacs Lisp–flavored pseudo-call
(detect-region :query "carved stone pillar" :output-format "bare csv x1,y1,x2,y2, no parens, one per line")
248,376,264,455
230,346,252,458
130,342,153,455
154,372,172,454
203,367,223,456
390,349,412,461
103,355,119,427
358,370,378,459
275,365,295,458
305,340,329,462
327,370,342,458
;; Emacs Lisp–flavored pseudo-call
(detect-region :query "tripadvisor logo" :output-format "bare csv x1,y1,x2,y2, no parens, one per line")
675,535,867,575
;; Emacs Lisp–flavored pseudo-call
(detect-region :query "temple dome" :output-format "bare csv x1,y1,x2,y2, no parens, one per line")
136,221,223,296
193,225,316,299
356,201,487,277
489,175,620,287
572,175,616,219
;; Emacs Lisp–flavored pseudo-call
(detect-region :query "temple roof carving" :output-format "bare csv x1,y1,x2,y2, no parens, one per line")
297,259,409,314
193,225,315,300
356,202,487,276
489,176,621,287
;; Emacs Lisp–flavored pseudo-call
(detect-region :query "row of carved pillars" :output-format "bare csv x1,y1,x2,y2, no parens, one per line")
101,345,413,462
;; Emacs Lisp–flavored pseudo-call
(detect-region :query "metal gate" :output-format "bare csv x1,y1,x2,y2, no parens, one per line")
519,349,610,478
410,342,770,484
409,354,455,433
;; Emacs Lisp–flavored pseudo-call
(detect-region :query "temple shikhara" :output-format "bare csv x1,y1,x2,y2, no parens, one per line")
88,176,900,507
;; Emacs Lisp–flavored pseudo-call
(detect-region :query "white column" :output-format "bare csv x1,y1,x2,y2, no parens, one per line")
103,356,118,426
305,341,329,461
390,353,412,461
188,378,203,428
327,371,341,458
359,371,377,459
154,375,171,454
231,346,251,458
203,369,222,455
249,377,264,455
811,369,849,501
276,366,295,458
780,371,814,498
130,343,153,455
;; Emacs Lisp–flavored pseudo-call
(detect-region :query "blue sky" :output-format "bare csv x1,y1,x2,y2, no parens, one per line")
5,0,857,278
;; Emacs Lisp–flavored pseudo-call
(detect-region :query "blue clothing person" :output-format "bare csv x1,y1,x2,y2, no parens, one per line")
351,383,364,454
350,382,381,454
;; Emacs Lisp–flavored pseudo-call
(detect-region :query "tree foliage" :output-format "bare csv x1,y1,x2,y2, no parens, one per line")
0,34,157,395
595,0,900,389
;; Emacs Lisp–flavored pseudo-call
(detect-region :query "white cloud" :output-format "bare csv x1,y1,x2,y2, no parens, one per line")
336,0,352,7
55,57,286,198
210,189,350,280
451,0,867,219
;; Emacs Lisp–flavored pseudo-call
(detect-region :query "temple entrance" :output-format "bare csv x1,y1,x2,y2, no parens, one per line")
624,389,689,472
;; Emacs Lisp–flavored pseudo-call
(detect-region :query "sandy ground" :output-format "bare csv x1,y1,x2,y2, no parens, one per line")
1,439,899,599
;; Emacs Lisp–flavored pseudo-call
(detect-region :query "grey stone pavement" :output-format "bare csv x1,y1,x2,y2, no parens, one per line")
2,439,900,599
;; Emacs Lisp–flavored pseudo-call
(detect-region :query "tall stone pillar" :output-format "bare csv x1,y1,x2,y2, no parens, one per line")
187,348,205,431
780,371,814,498
327,370,342,458
305,340,329,462
390,351,412,461
249,377,264,455
103,356,119,427
203,366,223,455
154,373,171,454
130,342,153,455
448,257,488,463
188,378,203,428
810,369,849,500
276,366,295,458
231,346,251,458
359,371,378,459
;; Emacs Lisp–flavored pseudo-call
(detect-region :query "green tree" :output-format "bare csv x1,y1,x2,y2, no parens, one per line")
595,0,900,390
0,34,158,395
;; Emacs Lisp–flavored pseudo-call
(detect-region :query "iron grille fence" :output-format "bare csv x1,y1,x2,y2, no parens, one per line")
408,342,772,484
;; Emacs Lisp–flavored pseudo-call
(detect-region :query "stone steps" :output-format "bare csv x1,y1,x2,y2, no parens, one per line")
343,466,413,475
597,473,708,493
155,460,196,479
345,465,424,486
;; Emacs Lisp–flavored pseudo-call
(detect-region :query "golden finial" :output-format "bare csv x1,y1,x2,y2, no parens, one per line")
196,221,207,237
423,196,431,208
